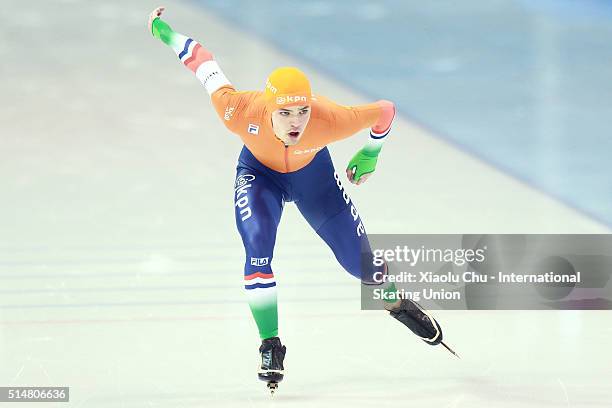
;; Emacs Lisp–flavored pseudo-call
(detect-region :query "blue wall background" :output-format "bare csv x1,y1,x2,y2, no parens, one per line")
194,0,612,226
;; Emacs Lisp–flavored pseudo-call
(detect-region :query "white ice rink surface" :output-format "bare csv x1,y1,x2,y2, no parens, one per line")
1,1,611,407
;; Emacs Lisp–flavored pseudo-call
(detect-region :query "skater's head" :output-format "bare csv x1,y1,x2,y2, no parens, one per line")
264,67,312,145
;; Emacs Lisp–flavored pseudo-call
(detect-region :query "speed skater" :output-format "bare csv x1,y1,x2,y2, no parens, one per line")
148,6,455,394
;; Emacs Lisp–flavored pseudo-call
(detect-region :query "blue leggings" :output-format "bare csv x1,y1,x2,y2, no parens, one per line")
234,146,379,281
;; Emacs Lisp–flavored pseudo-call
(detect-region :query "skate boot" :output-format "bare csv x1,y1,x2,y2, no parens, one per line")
386,298,443,345
258,337,286,394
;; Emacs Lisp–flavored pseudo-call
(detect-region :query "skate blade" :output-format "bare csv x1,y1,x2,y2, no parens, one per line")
441,341,460,359
267,382,278,395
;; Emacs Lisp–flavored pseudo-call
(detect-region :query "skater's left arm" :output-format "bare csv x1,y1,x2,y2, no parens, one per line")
346,100,395,185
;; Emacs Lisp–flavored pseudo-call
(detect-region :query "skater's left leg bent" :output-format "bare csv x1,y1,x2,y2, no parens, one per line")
293,150,447,348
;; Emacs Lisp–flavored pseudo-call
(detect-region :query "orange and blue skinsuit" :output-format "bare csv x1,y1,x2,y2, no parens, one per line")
152,17,395,340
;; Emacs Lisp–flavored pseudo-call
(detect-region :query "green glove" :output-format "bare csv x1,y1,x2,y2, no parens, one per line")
151,17,174,45
347,148,380,182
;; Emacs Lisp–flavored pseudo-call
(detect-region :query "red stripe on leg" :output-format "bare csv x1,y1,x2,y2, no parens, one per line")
245,272,275,280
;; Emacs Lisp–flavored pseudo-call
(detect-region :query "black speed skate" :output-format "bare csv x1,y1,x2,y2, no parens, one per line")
387,299,459,358
258,337,286,394
388,299,443,344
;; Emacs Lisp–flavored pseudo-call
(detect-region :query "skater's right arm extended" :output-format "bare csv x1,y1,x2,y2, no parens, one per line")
149,7,255,131
148,7,231,95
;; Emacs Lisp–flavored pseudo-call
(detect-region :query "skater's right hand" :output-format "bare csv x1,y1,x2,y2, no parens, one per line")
148,6,165,35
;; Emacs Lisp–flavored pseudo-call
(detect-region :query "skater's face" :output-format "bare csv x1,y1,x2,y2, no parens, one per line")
271,105,311,146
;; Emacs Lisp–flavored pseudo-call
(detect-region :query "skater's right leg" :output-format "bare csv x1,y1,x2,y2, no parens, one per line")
234,168,284,340
234,167,290,389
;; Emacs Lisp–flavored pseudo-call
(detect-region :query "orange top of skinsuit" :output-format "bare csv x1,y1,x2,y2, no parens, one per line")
149,21,392,172
211,86,385,173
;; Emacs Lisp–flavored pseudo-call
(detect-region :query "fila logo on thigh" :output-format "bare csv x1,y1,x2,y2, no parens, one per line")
235,174,255,221
334,172,365,237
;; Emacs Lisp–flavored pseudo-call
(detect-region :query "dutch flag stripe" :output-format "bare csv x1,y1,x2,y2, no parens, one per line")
184,44,204,71
370,127,391,139
246,276,275,285
178,38,193,60
245,282,277,290
245,272,274,280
